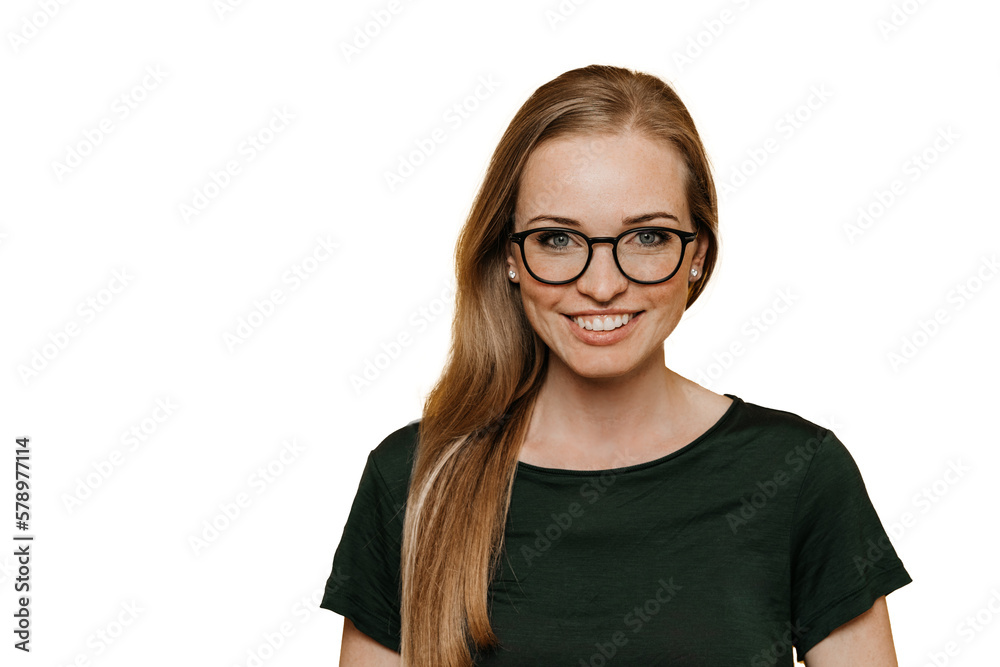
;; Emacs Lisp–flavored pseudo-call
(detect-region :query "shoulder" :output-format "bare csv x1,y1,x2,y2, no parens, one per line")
732,395,832,446
722,396,847,481
368,419,421,504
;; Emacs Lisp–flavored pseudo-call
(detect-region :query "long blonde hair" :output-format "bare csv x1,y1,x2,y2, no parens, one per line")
399,64,719,666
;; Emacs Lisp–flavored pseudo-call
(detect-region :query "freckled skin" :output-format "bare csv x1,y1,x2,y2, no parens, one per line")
507,131,706,383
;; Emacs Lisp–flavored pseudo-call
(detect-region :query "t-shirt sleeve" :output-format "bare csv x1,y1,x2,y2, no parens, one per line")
789,428,912,661
319,450,405,653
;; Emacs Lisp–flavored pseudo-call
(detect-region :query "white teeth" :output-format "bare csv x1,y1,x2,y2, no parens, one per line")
573,313,634,331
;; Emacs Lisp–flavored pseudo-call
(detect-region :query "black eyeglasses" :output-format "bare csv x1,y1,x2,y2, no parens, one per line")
508,226,698,285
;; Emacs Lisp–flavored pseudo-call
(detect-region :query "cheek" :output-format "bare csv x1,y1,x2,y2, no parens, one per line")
520,285,554,317
649,283,690,322
518,285,565,335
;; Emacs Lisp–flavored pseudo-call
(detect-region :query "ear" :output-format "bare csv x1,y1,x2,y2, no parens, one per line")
506,212,520,283
689,228,710,281
506,244,519,283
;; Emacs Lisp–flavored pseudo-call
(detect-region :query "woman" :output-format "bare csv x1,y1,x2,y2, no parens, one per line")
320,64,911,666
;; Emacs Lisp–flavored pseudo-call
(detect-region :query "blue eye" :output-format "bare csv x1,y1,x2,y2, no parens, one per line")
633,230,675,247
537,231,571,247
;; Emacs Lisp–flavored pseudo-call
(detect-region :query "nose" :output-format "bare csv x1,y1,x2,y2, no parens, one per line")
575,242,628,301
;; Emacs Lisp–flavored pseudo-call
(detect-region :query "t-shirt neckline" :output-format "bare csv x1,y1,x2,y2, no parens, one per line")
515,393,742,477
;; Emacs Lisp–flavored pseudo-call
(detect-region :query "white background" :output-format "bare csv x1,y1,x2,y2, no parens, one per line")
2,0,998,665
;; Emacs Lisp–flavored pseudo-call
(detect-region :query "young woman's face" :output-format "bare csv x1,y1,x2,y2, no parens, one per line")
507,131,707,380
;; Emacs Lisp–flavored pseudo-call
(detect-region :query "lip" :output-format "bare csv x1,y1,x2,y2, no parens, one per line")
563,309,640,317
563,311,643,346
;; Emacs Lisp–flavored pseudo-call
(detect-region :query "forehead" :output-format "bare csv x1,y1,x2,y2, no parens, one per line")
515,132,690,225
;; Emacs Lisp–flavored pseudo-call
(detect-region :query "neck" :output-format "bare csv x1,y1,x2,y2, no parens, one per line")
527,349,697,461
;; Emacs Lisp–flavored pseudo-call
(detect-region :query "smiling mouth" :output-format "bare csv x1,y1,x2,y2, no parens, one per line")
564,311,644,332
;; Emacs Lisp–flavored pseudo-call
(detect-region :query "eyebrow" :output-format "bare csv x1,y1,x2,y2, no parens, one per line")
525,211,680,227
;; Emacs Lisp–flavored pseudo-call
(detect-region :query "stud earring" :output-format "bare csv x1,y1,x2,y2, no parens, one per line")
690,268,698,277
509,270,516,279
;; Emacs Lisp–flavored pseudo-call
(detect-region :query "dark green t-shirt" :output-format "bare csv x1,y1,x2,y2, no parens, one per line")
320,394,912,665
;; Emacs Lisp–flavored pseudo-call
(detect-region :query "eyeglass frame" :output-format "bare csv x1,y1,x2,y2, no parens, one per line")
507,225,699,285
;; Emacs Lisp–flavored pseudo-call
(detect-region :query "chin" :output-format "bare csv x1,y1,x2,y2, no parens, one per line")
559,352,642,380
